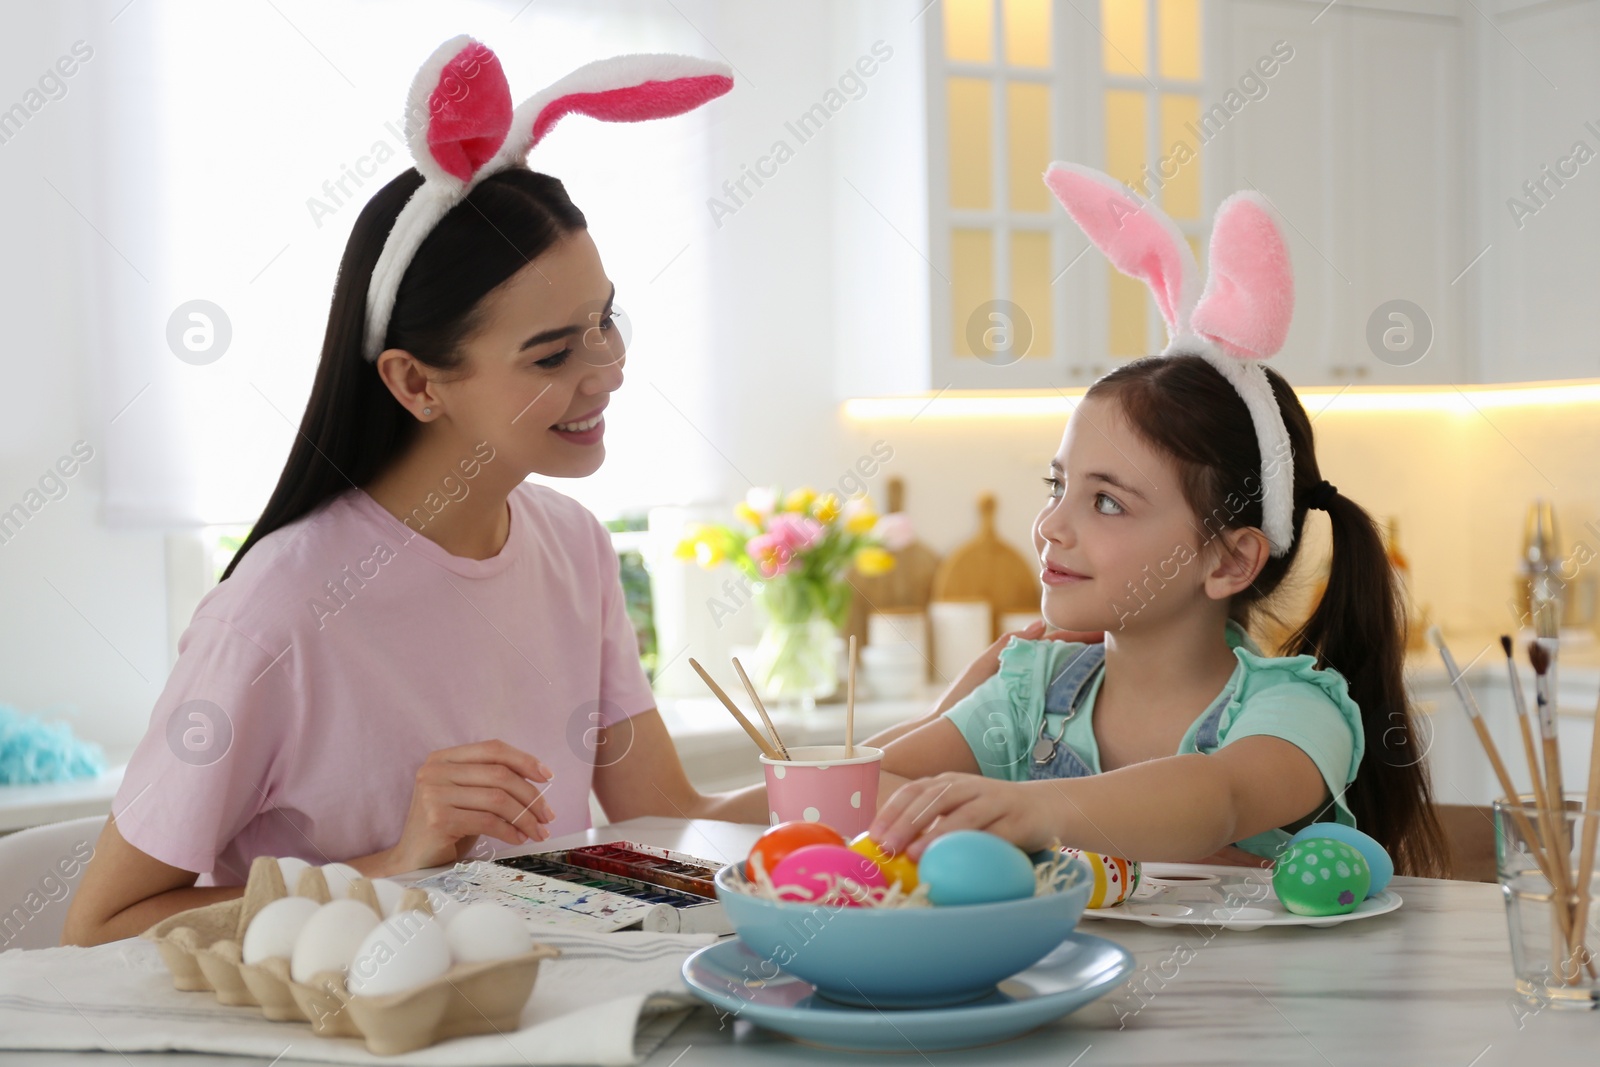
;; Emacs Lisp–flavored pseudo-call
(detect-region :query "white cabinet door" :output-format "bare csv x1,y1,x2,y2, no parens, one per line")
1476,0,1600,383
1212,0,1468,386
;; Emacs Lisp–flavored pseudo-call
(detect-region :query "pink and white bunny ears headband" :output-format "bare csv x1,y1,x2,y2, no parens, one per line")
363,36,733,363
1042,163,1298,556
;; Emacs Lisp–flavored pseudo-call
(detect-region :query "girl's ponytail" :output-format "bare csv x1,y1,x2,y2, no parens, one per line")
1284,476,1451,877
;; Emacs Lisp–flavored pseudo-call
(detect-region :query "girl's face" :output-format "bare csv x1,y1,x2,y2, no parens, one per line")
433,228,625,479
1032,395,1250,633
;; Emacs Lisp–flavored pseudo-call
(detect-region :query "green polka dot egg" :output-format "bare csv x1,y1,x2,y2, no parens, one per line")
1272,837,1371,916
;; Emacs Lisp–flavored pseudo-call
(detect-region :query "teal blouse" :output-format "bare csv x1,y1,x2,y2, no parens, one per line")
942,620,1366,859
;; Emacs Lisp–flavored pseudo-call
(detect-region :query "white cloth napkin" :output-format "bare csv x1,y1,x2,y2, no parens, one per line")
0,928,715,1065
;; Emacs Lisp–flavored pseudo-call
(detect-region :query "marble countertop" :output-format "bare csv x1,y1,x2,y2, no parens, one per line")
9,817,1580,1065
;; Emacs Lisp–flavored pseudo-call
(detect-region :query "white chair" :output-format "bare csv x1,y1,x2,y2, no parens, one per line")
0,815,107,950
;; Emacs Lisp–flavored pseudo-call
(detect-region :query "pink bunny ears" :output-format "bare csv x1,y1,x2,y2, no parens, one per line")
1043,162,1298,555
364,36,733,362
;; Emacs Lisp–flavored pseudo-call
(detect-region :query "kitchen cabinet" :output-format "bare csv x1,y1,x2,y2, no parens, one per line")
833,0,1596,399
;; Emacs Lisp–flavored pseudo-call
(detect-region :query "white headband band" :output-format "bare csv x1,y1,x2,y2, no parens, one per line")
1043,163,1298,556
363,36,733,363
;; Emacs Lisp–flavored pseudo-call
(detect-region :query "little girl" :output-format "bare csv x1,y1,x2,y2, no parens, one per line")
64,40,757,945
870,164,1449,878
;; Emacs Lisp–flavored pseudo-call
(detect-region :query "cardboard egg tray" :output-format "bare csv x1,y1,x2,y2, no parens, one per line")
142,855,560,1056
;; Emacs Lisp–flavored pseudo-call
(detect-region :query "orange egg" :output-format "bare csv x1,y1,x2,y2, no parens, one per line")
747,822,846,882
848,832,920,891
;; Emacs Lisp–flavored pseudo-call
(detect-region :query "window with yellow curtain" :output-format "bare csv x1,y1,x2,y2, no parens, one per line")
1102,0,1204,358
940,0,1203,367
944,0,1052,366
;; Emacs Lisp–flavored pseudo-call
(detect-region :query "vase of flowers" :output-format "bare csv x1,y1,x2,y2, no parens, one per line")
676,487,913,708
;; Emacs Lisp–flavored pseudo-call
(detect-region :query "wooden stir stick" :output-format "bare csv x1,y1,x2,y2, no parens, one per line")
732,656,789,760
846,634,858,759
689,658,782,761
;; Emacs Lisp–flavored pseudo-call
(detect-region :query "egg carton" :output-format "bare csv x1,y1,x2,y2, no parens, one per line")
143,855,561,1056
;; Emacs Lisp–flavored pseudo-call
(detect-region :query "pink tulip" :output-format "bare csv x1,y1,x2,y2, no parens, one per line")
747,514,823,578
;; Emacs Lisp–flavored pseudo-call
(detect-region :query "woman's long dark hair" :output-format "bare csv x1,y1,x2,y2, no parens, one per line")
220,168,587,581
1088,355,1451,878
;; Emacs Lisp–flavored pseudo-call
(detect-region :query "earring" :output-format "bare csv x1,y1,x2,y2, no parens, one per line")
423,407,432,416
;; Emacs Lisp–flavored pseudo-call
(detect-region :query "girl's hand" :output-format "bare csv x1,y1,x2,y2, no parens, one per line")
933,620,1104,715
868,772,1055,861
386,740,556,873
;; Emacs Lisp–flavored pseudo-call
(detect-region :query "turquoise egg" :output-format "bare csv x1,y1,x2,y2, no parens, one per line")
1273,837,1370,917
1289,823,1392,897
918,831,1035,906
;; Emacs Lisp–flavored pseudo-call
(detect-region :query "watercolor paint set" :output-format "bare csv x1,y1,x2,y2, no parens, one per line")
413,842,730,936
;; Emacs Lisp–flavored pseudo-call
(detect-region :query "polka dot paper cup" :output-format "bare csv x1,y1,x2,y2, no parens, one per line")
760,745,882,836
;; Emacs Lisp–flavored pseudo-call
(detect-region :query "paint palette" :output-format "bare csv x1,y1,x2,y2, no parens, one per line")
414,844,731,935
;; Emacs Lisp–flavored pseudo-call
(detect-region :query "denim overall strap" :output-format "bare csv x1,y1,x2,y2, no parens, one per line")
1027,643,1107,781
1191,674,1240,753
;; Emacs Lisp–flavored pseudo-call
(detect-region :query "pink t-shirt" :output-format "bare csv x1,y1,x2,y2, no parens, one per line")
112,482,656,885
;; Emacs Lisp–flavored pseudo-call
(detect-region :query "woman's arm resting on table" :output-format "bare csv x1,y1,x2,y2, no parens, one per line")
870,733,1327,861
62,817,242,947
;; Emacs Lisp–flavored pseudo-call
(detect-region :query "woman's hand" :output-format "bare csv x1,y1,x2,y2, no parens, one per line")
932,620,1103,716
383,740,556,874
867,772,1055,861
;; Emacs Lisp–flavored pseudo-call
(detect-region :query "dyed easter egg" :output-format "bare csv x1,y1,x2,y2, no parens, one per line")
1062,849,1141,908
917,831,1035,906
1273,837,1371,916
1289,823,1392,897
847,832,919,892
769,844,887,905
747,822,846,883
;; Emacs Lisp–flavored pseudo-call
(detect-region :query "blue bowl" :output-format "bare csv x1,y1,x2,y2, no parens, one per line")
713,857,1092,1008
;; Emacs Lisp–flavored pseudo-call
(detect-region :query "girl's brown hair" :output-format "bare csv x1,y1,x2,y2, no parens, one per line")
1088,354,1450,878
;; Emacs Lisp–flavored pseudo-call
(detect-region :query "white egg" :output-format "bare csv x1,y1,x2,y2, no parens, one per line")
241,896,320,964
445,903,532,964
290,899,381,983
319,862,362,899
421,887,463,928
276,856,312,891
346,910,452,997
370,878,406,916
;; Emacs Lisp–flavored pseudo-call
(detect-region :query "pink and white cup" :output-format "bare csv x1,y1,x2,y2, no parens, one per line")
760,745,883,838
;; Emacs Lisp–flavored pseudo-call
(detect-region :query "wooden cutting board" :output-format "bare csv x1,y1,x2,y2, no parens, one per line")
932,493,1040,640
845,477,940,644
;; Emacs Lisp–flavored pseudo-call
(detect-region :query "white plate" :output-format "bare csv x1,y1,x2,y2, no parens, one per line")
1078,862,1402,930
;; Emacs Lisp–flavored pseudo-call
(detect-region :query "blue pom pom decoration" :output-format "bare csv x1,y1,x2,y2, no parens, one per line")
0,705,107,785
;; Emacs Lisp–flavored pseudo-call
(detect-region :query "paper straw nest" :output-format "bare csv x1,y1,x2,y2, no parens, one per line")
729,845,1085,908
142,855,559,1056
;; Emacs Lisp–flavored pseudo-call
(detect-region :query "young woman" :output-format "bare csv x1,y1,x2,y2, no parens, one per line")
62,42,781,945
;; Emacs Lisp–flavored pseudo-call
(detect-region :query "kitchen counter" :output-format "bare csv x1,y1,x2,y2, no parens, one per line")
4,816,1591,1064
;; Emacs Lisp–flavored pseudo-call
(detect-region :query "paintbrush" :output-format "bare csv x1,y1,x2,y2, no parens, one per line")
1429,628,1579,961
1568,687,1600,979
846,634,858,758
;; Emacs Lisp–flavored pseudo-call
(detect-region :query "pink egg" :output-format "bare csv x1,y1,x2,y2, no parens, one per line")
769,844,887,906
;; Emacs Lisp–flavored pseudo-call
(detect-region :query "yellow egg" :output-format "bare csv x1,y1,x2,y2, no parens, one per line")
848,832,920,891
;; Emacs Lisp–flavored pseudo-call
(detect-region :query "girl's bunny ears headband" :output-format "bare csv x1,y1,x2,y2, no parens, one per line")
364,36,733,363
1042,163,1298,556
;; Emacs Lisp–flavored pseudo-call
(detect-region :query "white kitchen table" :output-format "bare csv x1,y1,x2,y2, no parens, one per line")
2,816,1594,1064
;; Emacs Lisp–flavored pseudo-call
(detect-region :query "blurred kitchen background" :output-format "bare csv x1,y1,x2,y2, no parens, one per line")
2,0,1599,833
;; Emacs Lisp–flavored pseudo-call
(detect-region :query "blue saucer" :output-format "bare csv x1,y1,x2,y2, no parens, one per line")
681,932,1134,1053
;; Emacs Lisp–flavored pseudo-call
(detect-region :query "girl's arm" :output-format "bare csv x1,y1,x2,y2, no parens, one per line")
863,622,1102,751
870,733,1328,862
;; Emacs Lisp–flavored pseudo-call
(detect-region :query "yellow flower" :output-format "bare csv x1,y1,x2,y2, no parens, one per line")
854,546,896,576
812,493,841,524
695,539,726,568
673,527,705,561
734,502,763,528
784,487,817,513
844,504,879,534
